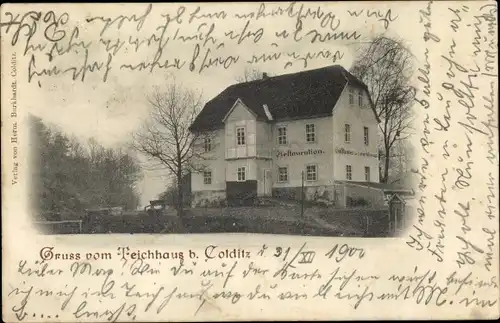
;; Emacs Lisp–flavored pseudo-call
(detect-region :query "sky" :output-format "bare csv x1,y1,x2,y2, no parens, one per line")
6,2,426,207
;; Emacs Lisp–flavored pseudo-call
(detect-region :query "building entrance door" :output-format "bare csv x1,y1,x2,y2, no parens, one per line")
264,169,272,196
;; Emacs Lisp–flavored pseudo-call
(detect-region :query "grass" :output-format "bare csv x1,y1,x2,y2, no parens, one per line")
39,205,390,237
314,208,391,237
176,214,342,236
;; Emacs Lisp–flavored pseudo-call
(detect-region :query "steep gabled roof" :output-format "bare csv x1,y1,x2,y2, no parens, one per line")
189,65,377,132
221,98,257,123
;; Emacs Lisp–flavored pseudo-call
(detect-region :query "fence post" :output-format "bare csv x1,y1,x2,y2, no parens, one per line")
301,171,304,218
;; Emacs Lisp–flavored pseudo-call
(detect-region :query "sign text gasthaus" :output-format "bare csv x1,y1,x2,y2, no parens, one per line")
276,149,325,158
335,147,378,158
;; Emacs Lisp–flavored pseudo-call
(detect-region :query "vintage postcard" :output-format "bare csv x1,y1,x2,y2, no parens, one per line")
1,1,499,321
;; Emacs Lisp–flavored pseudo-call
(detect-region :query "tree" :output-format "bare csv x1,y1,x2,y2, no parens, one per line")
235,67,267,83
350,35,416,183
158,173,191,207
133,81,211,215
387,139,415,185
29,115,142,217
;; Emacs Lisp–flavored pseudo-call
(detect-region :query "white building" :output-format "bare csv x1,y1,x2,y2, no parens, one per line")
189,65,383,207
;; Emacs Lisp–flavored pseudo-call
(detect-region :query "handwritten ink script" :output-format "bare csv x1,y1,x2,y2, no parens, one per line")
6,243,499,321
408,0,498,278
1,1,499,321
0,2,399,85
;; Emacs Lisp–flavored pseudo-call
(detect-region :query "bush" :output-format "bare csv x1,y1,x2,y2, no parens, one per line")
207,198,227,208
346,197,370,207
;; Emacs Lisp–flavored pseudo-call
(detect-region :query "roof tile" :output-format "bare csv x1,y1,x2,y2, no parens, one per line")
190,65,371,132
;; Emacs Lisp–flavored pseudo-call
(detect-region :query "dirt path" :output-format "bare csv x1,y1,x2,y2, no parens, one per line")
304,213,343,234
304,211,364,237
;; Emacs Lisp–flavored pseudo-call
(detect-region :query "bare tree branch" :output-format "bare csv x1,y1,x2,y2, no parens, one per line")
350,35,415,183
132,78,217,214
235,67,266,83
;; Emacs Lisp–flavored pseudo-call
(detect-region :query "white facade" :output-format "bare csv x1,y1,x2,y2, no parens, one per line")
191,83,380,207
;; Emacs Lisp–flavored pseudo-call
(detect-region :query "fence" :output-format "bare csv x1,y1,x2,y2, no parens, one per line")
34,220,83,234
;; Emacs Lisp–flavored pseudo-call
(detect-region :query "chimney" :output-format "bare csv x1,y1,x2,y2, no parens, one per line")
262,72,268,79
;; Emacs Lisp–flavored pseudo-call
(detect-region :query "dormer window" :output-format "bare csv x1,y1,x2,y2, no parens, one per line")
349,88,354,105
204,137,212,152
263,104,273,120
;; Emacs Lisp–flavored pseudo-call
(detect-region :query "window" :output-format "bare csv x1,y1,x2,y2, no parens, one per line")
203,170,212,185
365,166,370,182
278,127,287,145
306,124,316,143
358,90,363,106
236,127,246,145
278,167,288,182
346,165,352,180
344,124,351,143
349,88,354,105
364,127,369,146
204,137,212,152
306,164,317,181
237,167,246,181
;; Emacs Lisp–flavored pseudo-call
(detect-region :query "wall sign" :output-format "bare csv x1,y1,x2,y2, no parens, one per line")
277,149,325,158
335,147,378,158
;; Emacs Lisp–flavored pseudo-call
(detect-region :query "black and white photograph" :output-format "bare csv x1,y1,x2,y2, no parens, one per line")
2,2,498,321
29,35,417,238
